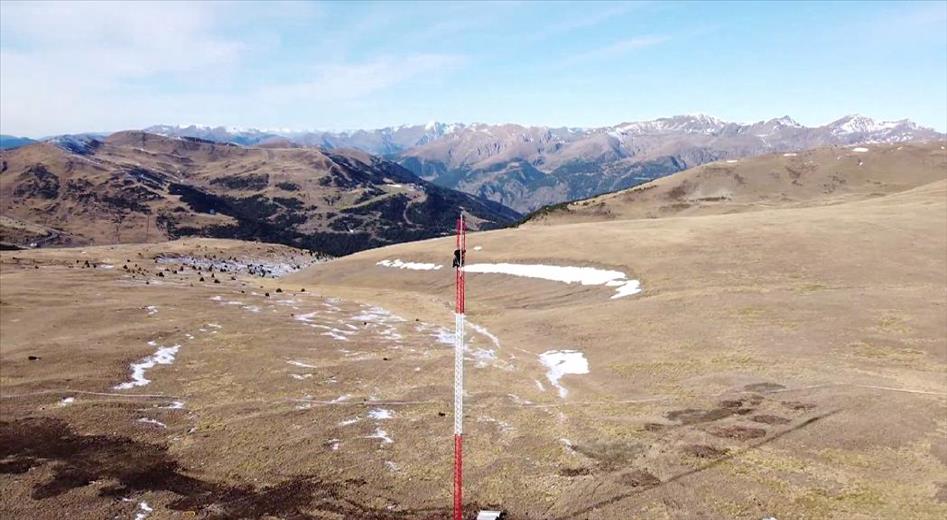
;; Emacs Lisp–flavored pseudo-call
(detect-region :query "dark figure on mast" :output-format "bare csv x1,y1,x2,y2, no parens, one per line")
452,248,465,268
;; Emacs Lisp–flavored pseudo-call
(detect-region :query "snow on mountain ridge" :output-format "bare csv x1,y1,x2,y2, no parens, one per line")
828,114,916,136
143,114,934,144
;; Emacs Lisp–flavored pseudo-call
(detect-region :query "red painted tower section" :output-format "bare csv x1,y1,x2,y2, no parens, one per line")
453,214,466,520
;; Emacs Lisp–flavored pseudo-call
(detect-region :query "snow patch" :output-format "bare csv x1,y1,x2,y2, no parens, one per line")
469,322,501,350
114,344,181,389
464,263,642,299
852,147,869,153
428,326,455,346
352,306,407,323
368,427,393,445
134,501,154,520
295,311,318,322
377,259,443,271
322,331,350,341
137,417,167,428
368,408,394,420
287,360,317,368
144,305,158,316
471,348,497,368
59,397,75,406
539,350,590,398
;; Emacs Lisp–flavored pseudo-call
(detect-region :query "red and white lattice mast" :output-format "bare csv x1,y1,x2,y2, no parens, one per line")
452,213,466,520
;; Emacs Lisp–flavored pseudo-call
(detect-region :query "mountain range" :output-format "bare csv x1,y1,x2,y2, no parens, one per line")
2,113,942,254
141,114,944,212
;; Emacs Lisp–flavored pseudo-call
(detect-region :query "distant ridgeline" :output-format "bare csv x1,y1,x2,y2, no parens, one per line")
143,115,945,213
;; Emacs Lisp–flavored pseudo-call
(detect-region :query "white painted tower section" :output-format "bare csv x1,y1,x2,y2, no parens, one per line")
454,311,464,434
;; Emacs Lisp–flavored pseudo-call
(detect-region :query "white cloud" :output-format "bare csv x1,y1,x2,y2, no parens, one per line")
0,2,244,77
0,1,251,135
0,2,465,135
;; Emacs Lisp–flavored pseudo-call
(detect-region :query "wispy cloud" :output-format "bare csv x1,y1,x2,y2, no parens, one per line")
559,35,670,66
259,54,465,103
530,2,642,40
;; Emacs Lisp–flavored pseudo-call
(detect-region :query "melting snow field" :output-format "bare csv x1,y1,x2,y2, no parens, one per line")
368,408,394,420
376,257,643,299
376,259,443,271
539,350,590,398
852,147,870,153
368,427,394,445
137,417,167,428
114,344,181,390
463,263,642,299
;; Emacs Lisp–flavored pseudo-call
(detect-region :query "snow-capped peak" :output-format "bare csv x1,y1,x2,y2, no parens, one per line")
828,114,912,135
770,115,802,128
683,113,725,126
612,114,726,135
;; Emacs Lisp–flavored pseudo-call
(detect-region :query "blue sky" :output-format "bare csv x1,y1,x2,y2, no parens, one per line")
1,0,945,136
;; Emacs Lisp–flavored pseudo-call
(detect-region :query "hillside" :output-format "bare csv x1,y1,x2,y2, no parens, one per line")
275,158,947,518
527,141,947,224
0,132,520,255
2,146,945,518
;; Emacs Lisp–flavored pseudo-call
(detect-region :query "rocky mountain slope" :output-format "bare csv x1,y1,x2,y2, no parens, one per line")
145,115,945,212
0,132,520,255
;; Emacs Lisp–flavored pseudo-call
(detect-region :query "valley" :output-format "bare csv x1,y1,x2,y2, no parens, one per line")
0,133,520,255
2,141,945,518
